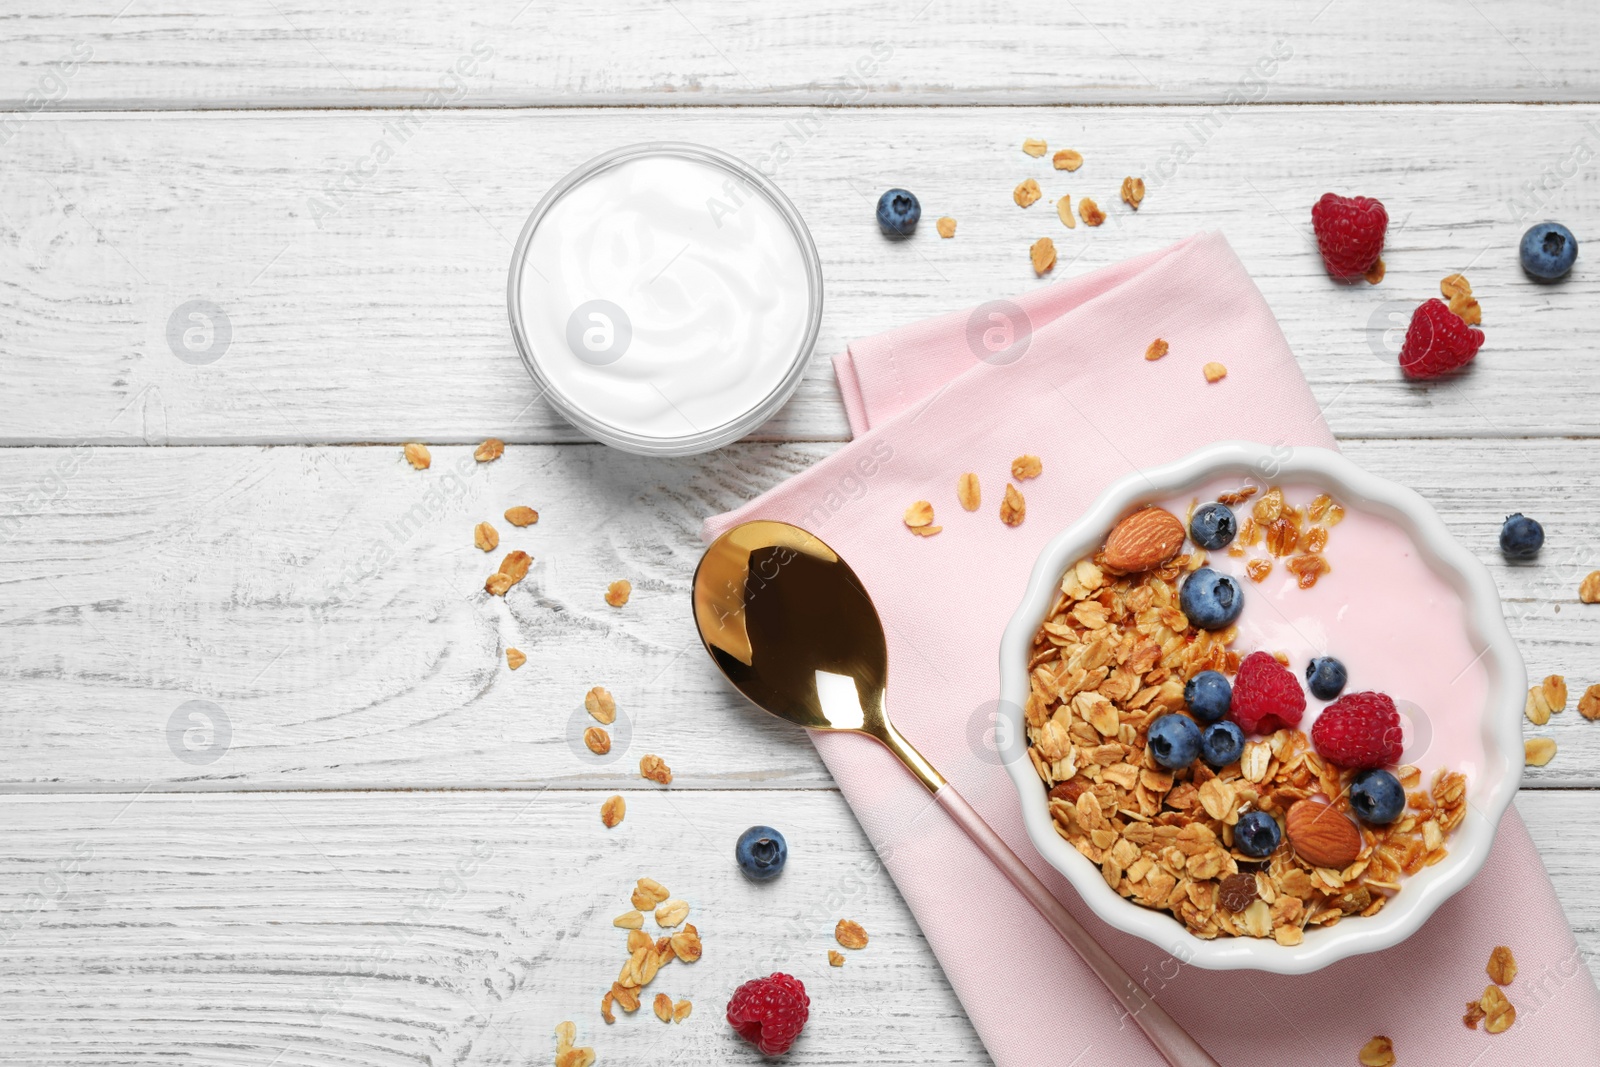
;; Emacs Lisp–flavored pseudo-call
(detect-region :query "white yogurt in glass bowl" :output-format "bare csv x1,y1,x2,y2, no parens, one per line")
508,143,823,455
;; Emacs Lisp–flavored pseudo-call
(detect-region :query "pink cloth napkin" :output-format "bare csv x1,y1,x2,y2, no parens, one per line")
705,232,1600,1065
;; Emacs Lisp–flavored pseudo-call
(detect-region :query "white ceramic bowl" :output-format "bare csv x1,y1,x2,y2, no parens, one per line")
997,441,1525,973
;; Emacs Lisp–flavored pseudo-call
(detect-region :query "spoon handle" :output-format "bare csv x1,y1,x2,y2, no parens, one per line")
935,784,1221,1067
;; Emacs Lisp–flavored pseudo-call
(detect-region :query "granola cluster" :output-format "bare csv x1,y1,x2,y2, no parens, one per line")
1024,504,1468,943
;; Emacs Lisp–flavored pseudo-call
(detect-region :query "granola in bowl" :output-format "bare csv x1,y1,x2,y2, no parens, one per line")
1025,490,1469,943
993,437,1532,977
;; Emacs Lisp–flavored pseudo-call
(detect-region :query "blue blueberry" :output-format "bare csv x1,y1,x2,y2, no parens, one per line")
1189,503,1237,551
876,189,921,237
1234,811,1282,858
1183,670,1232,724
1520,222,1578,282
1499,513,1544,559
1201,721,1246,768
1305,656,1348,701
1349,769,1405,826
1178,568,1244,631
735,826,788,881
1146,715,1202,770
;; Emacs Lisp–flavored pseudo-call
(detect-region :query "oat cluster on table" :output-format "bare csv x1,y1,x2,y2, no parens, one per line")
601,877,700,1035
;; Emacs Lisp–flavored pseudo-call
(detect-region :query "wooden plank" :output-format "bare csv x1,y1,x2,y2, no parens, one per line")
0,787,1592,1067
3,2,1599,110
0,788,988,1065
4,105,1599,445
2,438,1598,792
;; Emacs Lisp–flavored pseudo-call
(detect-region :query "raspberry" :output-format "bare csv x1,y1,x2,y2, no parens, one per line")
1310,192,1388,280
727,972,809,1055
1229,651,1306,735
1399,298,1485,380
1311,691,1404,769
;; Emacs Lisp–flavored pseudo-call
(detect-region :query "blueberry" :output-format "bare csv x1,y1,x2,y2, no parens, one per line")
1305,656,1348,701
1183,670,1232,724
1146,715,1202,770
1499,513,1544,559
735,826,788,882
1520,222,1578,282
1234,811,1282,858
1189,503,1237,551
1349,769,1405,826
1178,568,1244,631
876,189,921,237
1201,721,1246,768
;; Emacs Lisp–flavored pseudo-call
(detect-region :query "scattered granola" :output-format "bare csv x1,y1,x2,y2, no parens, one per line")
1145,339,1169,362
403,442,432,470
1479,984,1516,1033
1001,484,1027,527
1364,258,1386,285
486,550,532,596
1203,361,1228,383
1487,944,1517,986
586,686,618,725
1526,675,1567,724
585,726,612,755
614,910,644,929
653,993,673,1022
1014,178,1042,208
1358,1035,1395,1066
656,899,690,927
554,1020,596,1067
601,795,626,828
1581,571,1600,603
1120,177,1145,210
1031,237,1056,276
905,500,935,529
506,648,526,670
1053,149,1083,171
1022,137,1048,157
1012,455,1043,480
957,473,982,512
505,505,540,527
636,878,670,907
936,216,957,238
1524,737,1557,766
1581,684,1600,721
1463,997,1487,1029
474,438,505,463
601,878,703,1037
1441,273,1482,326
1025,504,1468,942
828,950,845,966
474,522,499,552
1057,196,1076,228
1078,196,1106,226
640,754,673,785
606,580,631,607
835,919,869,949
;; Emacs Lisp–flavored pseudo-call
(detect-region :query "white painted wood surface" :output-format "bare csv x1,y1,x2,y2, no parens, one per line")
3,105,1599,444
4,6,1600,1063
4,1,1599,109
2,438,1599,792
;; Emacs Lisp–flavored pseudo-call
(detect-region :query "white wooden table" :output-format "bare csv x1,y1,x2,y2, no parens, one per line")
4,4,1600,1063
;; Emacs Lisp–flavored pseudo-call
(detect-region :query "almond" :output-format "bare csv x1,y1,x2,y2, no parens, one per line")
1102,507,1185,573
1285,797,1362,870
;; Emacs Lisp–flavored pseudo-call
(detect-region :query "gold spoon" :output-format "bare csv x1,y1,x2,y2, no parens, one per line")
693,520,1220,1067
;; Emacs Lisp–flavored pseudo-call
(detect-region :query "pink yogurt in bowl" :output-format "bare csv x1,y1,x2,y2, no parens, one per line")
1161,478,1488,785
998,441,1525,973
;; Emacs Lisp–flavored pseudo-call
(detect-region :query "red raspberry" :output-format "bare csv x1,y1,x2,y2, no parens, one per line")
1310,192,1388,280
1399,298,1485,380
1230,651,1306,735
727,972,809,1055
1311,691,1404,769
